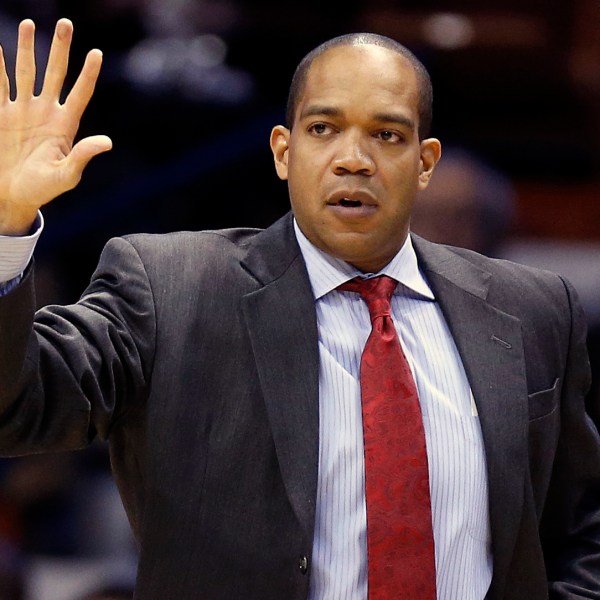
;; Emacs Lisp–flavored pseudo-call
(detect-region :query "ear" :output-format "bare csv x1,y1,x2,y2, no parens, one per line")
418,138,442,189
270,125,290,180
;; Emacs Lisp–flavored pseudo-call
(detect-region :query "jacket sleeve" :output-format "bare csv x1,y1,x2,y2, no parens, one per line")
0,237,157,456
541,276,600,597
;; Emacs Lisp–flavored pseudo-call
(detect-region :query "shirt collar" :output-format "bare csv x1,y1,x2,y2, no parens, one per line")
293,219,435,301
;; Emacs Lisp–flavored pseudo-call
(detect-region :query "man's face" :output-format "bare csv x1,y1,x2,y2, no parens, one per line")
270,44,441,273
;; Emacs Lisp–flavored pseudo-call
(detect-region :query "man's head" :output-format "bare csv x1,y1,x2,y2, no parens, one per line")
286,33,434,141
270,36,441,273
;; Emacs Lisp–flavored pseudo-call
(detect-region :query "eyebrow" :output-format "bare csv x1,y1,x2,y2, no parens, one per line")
299,105,415,131
299,105,342,120
373,112,415,131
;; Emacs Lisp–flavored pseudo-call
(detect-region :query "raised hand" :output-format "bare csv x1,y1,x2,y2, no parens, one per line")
0,18,112,235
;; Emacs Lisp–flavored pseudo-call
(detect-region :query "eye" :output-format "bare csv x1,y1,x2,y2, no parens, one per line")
308,122,334,136
376,130,403,143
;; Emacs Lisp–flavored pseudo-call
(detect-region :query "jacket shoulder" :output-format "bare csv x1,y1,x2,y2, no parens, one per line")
121,227,264,258
412,234,578,320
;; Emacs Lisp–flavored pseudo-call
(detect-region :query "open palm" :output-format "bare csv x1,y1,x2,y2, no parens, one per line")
0,18,111,234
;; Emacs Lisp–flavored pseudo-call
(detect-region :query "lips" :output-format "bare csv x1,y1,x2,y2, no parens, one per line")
326,190,377,208
325,190,378,220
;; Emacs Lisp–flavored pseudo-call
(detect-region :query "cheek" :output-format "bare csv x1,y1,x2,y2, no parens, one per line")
287,175,307,211
287,177,315,226
388,166,421,202
287,159,321,205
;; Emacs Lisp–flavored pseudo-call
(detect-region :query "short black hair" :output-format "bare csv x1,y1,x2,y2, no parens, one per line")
285,33,433,140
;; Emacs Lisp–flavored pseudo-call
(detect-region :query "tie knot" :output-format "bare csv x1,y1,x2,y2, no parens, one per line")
338,275,398,319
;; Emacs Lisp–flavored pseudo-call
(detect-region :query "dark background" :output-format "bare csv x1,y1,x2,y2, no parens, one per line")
1,1,599,598
1,0,598,302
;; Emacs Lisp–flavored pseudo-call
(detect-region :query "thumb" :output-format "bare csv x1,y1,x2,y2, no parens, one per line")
62,135,113,189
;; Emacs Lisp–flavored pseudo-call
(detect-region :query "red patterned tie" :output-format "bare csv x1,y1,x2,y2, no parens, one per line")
338,276,436,599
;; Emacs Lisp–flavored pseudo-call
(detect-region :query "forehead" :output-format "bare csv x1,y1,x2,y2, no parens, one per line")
298,44,420,118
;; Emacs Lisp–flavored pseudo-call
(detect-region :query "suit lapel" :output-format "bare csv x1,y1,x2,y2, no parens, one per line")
413,236,529,597
238,222,530,592
240,214,320,541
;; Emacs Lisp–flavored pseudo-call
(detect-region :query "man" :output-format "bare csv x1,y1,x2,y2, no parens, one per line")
1,18,600,600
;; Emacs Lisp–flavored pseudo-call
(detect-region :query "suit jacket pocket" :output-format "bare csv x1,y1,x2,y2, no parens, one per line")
528,378,560,421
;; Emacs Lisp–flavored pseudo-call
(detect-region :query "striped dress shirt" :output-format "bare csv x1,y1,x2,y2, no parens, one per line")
294,221,493,600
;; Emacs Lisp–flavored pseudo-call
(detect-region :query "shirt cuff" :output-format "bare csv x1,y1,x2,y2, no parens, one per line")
0,275,23,296
0,211,44,283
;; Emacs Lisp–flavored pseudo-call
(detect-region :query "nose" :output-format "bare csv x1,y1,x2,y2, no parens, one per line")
331,133,376,176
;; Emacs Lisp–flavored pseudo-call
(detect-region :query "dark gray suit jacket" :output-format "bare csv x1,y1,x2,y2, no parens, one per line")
1,213,599,599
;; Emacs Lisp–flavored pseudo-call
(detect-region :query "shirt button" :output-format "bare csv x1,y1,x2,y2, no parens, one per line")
299,555,308,574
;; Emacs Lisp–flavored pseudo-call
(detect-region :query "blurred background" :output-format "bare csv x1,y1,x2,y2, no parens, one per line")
1,1,599,598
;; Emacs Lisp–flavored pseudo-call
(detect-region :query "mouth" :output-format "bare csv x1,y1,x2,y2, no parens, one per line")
326,190,378,219
338,198,364,208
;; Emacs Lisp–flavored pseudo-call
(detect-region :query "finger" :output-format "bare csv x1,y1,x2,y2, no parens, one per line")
0,46,10,103
61,134,113,189
41,18,73,100
64,49,103,120
15,19,36,99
